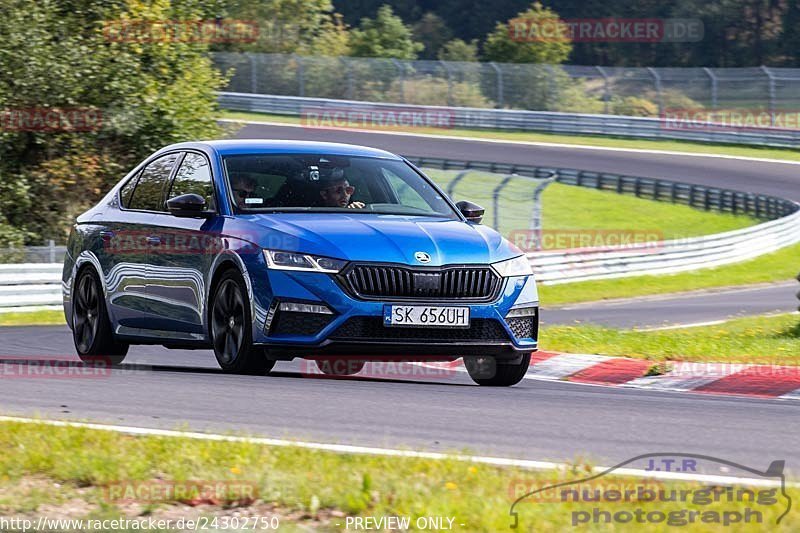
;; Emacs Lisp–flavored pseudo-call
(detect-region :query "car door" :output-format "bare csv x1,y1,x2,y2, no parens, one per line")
145,151,220,337
104,153,179,331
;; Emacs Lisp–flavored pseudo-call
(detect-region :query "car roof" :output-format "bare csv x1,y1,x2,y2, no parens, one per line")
158,140,403,160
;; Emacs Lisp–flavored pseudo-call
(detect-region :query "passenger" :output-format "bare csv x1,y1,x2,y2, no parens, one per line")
231,175,257,209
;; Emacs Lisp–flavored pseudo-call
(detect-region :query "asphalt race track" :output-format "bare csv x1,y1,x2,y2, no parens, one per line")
2,326,800,476
3,124,798,478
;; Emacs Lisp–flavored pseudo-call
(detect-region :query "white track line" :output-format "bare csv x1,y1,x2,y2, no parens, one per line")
221,118,800,166
0,415,792,487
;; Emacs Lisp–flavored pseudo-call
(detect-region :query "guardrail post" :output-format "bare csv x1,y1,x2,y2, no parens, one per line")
596,66,611,114
489,62,503,108
703,67,718,109
761,66,776,126
294,54,305,97
48,240,55,263
647,67,664,115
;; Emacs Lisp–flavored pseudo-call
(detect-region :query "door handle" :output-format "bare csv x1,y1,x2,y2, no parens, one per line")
146,236,161,246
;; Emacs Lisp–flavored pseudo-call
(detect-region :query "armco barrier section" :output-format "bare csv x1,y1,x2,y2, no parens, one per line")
219,92,800,149
0,263,63,308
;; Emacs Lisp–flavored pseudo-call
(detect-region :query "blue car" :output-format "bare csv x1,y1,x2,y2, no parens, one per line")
63,140,538,386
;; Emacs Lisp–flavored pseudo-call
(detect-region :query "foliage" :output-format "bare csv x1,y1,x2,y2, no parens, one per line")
482,2,571,65
0,0,225,244
437,39,479,62
348,5,423,59
412,12,452,60
221,0,350,56
610,96,660,117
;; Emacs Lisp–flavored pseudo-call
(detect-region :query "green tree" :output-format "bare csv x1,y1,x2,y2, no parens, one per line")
482,2,572,64
0,0,225,244
223,0,350,56
348,4,423,59
412,12,452,60
437,38,479,62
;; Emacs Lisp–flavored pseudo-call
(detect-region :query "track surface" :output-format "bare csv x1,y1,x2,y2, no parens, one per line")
543,281,798,328
3,326,800,476
2,125,798,479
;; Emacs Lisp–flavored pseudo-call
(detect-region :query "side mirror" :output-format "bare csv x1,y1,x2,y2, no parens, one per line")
166,193,211,218
456,200,484,224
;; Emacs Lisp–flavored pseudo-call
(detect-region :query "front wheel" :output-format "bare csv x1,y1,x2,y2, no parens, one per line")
72,268,128,365
464,353,531,387
210,270,275,375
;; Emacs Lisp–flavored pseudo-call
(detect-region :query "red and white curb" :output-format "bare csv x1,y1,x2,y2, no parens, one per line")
424,352,800,399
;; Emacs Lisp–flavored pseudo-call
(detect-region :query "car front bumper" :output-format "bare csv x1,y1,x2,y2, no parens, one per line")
247,265,538,359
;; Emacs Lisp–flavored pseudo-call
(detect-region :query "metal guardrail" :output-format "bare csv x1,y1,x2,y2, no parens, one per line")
408,158,798,221
219,92,800,149
0,263,63,308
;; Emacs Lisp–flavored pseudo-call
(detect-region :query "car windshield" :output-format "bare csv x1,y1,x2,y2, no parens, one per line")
223,154,458,218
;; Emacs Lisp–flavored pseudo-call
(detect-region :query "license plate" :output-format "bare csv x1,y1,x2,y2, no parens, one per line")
384,305,470,328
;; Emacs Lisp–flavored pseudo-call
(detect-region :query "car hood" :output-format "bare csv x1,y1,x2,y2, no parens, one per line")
239,213,518,266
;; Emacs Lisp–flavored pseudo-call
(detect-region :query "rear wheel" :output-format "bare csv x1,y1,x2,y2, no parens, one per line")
210,270,275,375
72,268,128,365
464,352,531,387
316,358,366,376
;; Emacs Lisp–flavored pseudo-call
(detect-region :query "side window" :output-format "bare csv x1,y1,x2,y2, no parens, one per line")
168,153,216,211
382,168,429,210
119,172,140,209
128,154,179,211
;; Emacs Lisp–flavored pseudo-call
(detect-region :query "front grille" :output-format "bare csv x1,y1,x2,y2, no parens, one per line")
270,311,334,336
507,316,538,340
339,264,501,301
330,317,511,342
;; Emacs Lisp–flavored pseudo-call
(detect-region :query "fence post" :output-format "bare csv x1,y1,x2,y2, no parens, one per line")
531,176,557,251
703,67,718,109
48,240,55,263
294,54,305,97
489,62,503,108
440,60,454,107
492,175,515,230
596,66,611,114
245,53,259,94
341,57,354,100
646,67,664,115
761,66,776,126
445,170,472,198
391,59,405,102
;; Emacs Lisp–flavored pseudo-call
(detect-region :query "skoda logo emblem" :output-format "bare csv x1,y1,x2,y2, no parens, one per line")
414,251,431,264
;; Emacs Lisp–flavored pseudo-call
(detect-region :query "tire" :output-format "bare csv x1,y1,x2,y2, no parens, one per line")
464,352,531,387
210,269,275,375
316,358,366,376
72,267,128,365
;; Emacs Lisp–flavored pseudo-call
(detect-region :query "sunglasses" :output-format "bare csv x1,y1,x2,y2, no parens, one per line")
236,190,254,199
323,185,355,195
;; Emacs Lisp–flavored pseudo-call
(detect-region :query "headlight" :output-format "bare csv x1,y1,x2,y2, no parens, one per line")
492,255,533,277
263,250,347,273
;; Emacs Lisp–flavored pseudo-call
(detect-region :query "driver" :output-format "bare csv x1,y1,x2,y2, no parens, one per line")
231,175,257,209
319,178,365,209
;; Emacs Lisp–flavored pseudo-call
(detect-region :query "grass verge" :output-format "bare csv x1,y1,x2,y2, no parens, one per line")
0,421,795,531
0,309,65,327
220,110,800,163
542,313,800,366
539,241,800,306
